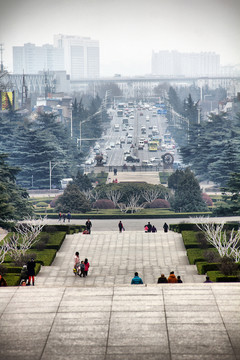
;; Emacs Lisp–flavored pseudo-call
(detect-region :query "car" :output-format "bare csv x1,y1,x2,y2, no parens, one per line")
149,125,153,129
110,142,115,148
125,155,140,163
115,140,120,145
129,115,134,120
129,126,134,130
124,149,131,155
105,145,111,150
150,157,161,164
142,160,153,167
122,126,127,131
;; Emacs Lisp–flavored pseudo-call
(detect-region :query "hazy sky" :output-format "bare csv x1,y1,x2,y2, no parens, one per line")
0,0,240,76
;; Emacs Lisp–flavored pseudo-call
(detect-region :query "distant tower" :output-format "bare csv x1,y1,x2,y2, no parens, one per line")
22,71,28,108
0,43,4,72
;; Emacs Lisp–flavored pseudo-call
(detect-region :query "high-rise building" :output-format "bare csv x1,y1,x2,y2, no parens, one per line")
13,35,100,79
54,34,99,80
13,43,64,74
151,50,220,77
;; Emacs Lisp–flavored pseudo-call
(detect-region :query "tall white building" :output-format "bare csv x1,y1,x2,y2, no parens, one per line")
151,50,220,77
13,43,64,74
54,34,100,80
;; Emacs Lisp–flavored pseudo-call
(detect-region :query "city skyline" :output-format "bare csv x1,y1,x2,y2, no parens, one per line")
0,0,240,76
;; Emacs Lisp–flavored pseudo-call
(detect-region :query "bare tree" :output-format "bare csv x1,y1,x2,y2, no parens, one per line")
141,188,162,203
193,217,240,262
105,190,122,207
82,189,92,201
0,241,10,264
8,218,45,262
126,195,145,214
91,189,100,202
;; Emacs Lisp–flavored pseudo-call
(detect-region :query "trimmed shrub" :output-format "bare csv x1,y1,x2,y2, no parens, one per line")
35,202,48,208
0,264,7,276
182,231,199,249
93,199,115,209
202,193,213,206
147,199,170,208
218,256,239,276
197,262,221,275
187,248,206,265
196,231,208,249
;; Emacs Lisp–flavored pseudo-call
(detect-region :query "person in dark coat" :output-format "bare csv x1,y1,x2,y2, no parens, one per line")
163,222,169,233
0,274,7,287
152,225,157,233
27,258,36,286
177,275,183,283
147,222,152,232
131,272,143,284
118,221,124,233
67,212,71,223
157,274,168,283
85,219,92,234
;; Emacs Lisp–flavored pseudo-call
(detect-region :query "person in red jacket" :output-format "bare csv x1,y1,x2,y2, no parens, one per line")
84,258,90,277
168,271,178,283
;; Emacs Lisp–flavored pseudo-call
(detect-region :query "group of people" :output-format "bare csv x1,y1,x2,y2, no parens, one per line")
144,222,169,233
131,271,213,284
58,212,71,223
73,252,90,277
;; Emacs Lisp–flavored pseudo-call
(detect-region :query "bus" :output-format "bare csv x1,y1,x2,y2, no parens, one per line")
128,101,134,108
148,141,158,152
118,103,125,110
117,110,123,117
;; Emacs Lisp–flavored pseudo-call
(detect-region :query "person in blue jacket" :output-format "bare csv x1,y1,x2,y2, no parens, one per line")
131,272,143,284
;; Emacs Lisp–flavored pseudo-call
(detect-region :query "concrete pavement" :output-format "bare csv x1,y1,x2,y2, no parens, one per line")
0,284,240,360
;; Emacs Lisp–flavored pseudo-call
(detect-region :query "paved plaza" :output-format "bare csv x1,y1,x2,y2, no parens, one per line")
0,229,240,359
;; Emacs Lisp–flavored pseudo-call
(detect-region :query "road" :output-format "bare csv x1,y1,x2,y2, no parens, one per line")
85,102,181,171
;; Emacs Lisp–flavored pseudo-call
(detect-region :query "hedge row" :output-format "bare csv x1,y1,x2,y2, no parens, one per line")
170,222,240,233
207,271,240,282
36,212,212,220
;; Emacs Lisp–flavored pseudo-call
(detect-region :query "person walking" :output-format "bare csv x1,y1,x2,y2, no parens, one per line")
163,222,169,233
131,272,143,284
168,271,178,283
79,261,85,277
67,212,71,223
118,221,124,233
27,258,36,286
58,212,62,222
84,258,90,277
62,213,66,223
74,252,80,275
157,274,168,283
85,219,92,234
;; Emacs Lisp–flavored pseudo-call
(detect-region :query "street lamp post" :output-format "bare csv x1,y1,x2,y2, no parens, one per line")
49,161,61,191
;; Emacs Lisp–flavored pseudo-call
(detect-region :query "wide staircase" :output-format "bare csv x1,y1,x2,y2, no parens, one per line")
37,230,205,286
1,230,239,360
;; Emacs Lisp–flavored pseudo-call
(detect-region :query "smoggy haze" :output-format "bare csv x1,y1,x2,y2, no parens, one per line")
0,0,240,76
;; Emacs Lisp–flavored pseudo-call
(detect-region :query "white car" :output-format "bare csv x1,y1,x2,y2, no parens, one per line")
124,149,131,155
129,126,134,130
105,145,111,150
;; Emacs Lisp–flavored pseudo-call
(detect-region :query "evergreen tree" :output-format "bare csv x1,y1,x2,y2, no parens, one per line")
0,154,32,223
72,171,93,191
55,183,91,213
168,168,207,212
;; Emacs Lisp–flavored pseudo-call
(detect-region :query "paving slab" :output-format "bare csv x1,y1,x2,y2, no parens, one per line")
0,284,239,359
